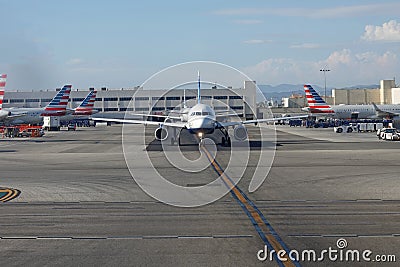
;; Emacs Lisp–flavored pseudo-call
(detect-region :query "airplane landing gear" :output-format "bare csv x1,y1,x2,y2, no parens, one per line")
219,127,231,147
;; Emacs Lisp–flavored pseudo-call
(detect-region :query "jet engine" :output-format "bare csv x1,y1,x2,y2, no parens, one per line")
155,127,168,141
234,125,248,141
0,109,10,119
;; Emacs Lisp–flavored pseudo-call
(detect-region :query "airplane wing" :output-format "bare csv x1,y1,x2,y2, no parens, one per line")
218,114,309,127
124,112,182,120
216,112,243,118
372,103,399,118
92,117,185,128
6,113,27,119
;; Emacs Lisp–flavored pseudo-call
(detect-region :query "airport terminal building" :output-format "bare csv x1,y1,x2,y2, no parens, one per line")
3,81,258,119
282,79,400,108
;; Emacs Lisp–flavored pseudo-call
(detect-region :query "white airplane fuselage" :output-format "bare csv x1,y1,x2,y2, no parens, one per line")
3,108,46,125
332,104,400,119
60,110,99,123
184,103,216,134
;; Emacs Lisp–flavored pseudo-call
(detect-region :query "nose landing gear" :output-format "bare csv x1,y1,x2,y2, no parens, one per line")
219,127,231,147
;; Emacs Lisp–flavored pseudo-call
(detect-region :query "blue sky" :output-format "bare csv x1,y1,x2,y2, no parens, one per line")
1,0,400,90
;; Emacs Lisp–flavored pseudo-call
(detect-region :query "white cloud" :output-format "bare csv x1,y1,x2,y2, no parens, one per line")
243,49,399,87
290,43,320,49
66,58,84,65
243,39,272,44
326,49,352,65
361,20,400,42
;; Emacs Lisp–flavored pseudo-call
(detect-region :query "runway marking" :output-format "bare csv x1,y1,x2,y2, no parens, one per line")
288,234,400,238
0,188,21,202
201,145,300,267
0,235,253,240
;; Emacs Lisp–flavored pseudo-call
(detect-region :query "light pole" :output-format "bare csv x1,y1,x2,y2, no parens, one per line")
320,68,330,101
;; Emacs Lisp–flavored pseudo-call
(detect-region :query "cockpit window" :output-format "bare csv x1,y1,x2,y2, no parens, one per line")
190,111,212,116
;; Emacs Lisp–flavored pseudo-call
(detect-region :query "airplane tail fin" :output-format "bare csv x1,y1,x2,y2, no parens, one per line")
0,74,7,110
44,85,71,112
74,90,97,115
183,89,187,109
304,84,334,114
197,71,201,104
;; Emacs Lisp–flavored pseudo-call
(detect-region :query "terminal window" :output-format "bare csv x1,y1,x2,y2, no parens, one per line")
166,96,180,100
26,99,40,102
10,99,24,103
119,97,133,101
230,106,243,110
120,107,134,111
135,97,149,101
104,97,118,101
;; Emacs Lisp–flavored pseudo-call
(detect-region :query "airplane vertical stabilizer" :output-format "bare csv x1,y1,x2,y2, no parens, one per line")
43,85,71,115
0,74,7,110
74,90,97,115
304,84,334,114
197,71,201,104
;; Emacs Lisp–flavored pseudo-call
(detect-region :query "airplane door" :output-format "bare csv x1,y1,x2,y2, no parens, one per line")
351,113,359,120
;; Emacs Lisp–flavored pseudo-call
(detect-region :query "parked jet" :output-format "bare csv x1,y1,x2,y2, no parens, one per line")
304,84,400,120
60,90,98,122
0,74,8,119
1,85,72,125
94,72,308,145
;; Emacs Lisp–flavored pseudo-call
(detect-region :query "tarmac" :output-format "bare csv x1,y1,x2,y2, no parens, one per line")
0,124,399,266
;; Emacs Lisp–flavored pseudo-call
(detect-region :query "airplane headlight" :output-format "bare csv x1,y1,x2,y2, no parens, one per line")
198,132,203,139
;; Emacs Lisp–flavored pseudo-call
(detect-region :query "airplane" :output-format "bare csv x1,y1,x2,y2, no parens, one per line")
304,84,400,120
0,74,8,119
60,90,98,122
93,72,308,145
0,84,72,125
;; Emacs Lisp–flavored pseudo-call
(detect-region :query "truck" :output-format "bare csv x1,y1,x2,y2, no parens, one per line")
43,116,61,131
334,124,358,133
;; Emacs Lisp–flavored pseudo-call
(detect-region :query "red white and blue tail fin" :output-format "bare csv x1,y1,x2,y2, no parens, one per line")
0,74,7,110
43,85,71,115
74,90,97,115
304,84,334,114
